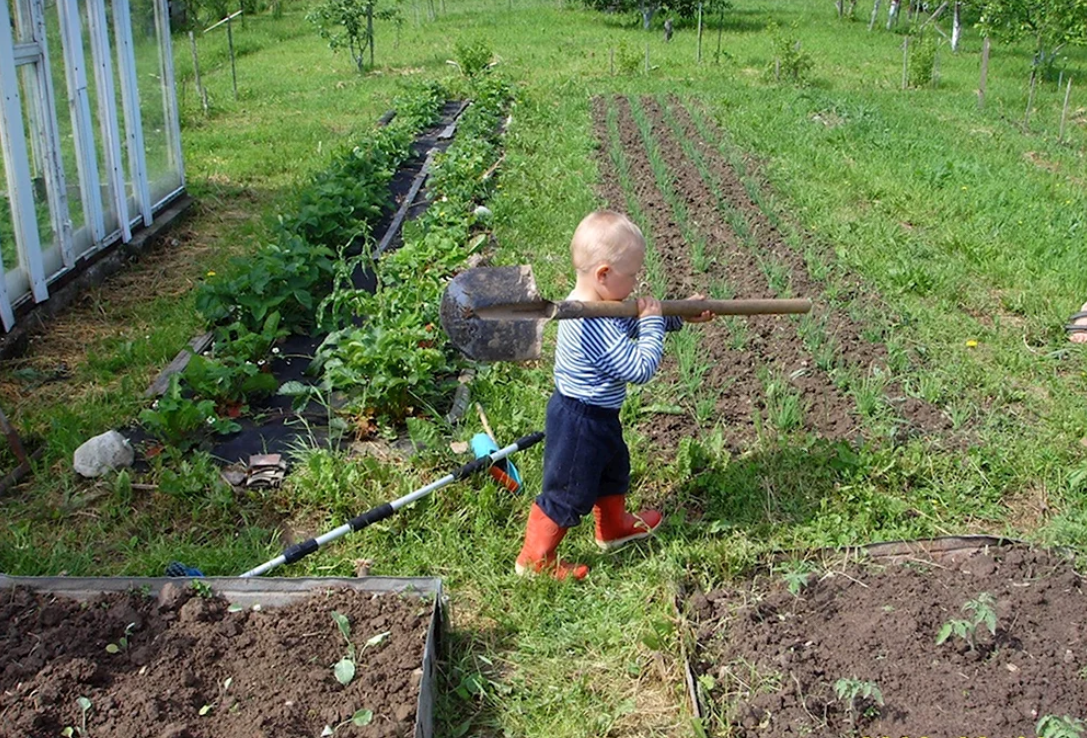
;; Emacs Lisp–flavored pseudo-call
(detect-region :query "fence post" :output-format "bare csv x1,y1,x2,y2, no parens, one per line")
1024,68,1036,129
977,36,990,109
901,36,909,90
1059,78,1073,143
697,4,703,64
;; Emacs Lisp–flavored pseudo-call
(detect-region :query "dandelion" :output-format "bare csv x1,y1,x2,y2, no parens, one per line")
961,186,968,191
207,271,216,277
966,339,978,348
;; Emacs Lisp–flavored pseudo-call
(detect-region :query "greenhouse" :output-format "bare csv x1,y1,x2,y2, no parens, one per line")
0,0,184,332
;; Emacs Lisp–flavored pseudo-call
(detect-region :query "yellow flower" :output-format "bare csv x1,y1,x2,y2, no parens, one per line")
965,339,978,348
207,270,216,277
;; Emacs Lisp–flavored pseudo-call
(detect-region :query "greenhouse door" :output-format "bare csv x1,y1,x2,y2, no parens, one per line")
0,0,184,332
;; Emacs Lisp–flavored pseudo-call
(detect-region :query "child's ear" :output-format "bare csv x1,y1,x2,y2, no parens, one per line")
594,264,610,283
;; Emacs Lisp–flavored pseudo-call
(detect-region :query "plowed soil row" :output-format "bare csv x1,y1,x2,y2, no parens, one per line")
588,95,948,451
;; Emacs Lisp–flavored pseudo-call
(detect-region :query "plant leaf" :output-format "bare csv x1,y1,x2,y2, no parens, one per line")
365,630,391,648
334,657,356,686
352,708,374,726
331,611,351,641
76,697,92,712
199,704,212,716
105,643,120,654
321,726,334,737
935,622,952,645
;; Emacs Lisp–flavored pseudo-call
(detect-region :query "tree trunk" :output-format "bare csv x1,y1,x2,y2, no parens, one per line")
641,0,656,29
951,2,961,52
886,0,899,30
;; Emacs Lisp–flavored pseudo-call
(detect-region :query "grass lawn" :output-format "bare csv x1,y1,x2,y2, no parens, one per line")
2,0,1086,734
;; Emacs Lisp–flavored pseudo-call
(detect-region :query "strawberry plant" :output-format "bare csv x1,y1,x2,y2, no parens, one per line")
139,375,241,451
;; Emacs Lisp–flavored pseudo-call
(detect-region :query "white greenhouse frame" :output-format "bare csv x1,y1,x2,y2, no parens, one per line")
0,0,185,333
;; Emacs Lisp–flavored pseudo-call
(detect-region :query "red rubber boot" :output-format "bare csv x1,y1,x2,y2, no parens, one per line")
515,503,589,581
593,495,663,551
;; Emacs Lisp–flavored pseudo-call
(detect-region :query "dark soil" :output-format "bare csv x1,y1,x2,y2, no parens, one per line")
0,584,431,738
588,95,951,452
686,546,1087,736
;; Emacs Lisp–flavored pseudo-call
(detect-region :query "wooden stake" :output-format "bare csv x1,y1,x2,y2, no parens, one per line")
978,36,990,108
902,36,909,90
869,0,882,31
1059,78,1073,143
189,30,208,115
715,6,723,63
645,42,650,75
697,3,703,63
1024,68,1036,129
226,15,238,100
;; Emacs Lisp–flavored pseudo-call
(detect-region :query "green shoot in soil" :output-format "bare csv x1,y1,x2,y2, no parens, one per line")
322,708,375,736
834,677,884,727
61,696,92,738
330,610,390,686
935,592,997,651
105,623,135,655
198,676,234,716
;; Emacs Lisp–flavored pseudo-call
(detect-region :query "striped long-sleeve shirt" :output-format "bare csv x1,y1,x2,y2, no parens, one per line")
554,315,684,409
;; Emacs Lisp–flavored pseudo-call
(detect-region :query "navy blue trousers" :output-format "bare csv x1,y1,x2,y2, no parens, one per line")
537,392,629,528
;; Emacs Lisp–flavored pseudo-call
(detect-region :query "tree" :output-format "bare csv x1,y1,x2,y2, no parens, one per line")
307,0,403,72
977,0,1087,68
580,0,731,29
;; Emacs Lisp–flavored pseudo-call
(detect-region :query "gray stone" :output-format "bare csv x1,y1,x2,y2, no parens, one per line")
73,430,135,477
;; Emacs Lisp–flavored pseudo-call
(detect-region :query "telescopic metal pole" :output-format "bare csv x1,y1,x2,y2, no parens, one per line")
239,431,544,577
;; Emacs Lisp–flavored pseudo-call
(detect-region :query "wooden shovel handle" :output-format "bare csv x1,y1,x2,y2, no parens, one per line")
552,298,812,319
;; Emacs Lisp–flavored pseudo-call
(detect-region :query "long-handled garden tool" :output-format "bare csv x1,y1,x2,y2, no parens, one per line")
167,431,543,578
440,265,813,361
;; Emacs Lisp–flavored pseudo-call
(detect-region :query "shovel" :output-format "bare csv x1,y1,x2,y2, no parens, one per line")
440,265,812,361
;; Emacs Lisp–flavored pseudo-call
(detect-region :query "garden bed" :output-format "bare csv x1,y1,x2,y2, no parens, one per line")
685,543,1087,736
590,94,951,453
0,576,442,738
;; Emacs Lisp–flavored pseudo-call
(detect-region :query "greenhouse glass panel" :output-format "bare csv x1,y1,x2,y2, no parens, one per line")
129,0,181,205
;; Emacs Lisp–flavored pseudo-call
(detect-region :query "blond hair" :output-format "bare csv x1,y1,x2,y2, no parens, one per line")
570,210,645,272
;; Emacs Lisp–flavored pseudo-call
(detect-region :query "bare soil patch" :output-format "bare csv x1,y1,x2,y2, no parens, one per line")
686,546,1087,737
0,584,430,738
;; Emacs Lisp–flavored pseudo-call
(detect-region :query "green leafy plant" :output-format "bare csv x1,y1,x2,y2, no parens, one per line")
61,696,92,737
306,0,402,72
1037,714,1086,738
450,39,495,77
780,561,813,596
834,677,884,726
105,622,136,654
139,375,240,451
767,23,814,84
936,592,997,651
330,610,391,686
322,708,375,736
190,579,214,599
908,30,938,88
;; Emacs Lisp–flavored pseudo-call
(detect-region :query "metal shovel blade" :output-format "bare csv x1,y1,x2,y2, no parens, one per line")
440,265,547,362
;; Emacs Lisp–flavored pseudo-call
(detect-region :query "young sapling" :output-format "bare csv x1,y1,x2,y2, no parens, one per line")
935,591,997,651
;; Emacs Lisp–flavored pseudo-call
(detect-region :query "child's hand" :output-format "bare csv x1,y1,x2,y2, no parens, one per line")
683,293,715,323
636,297,662,318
